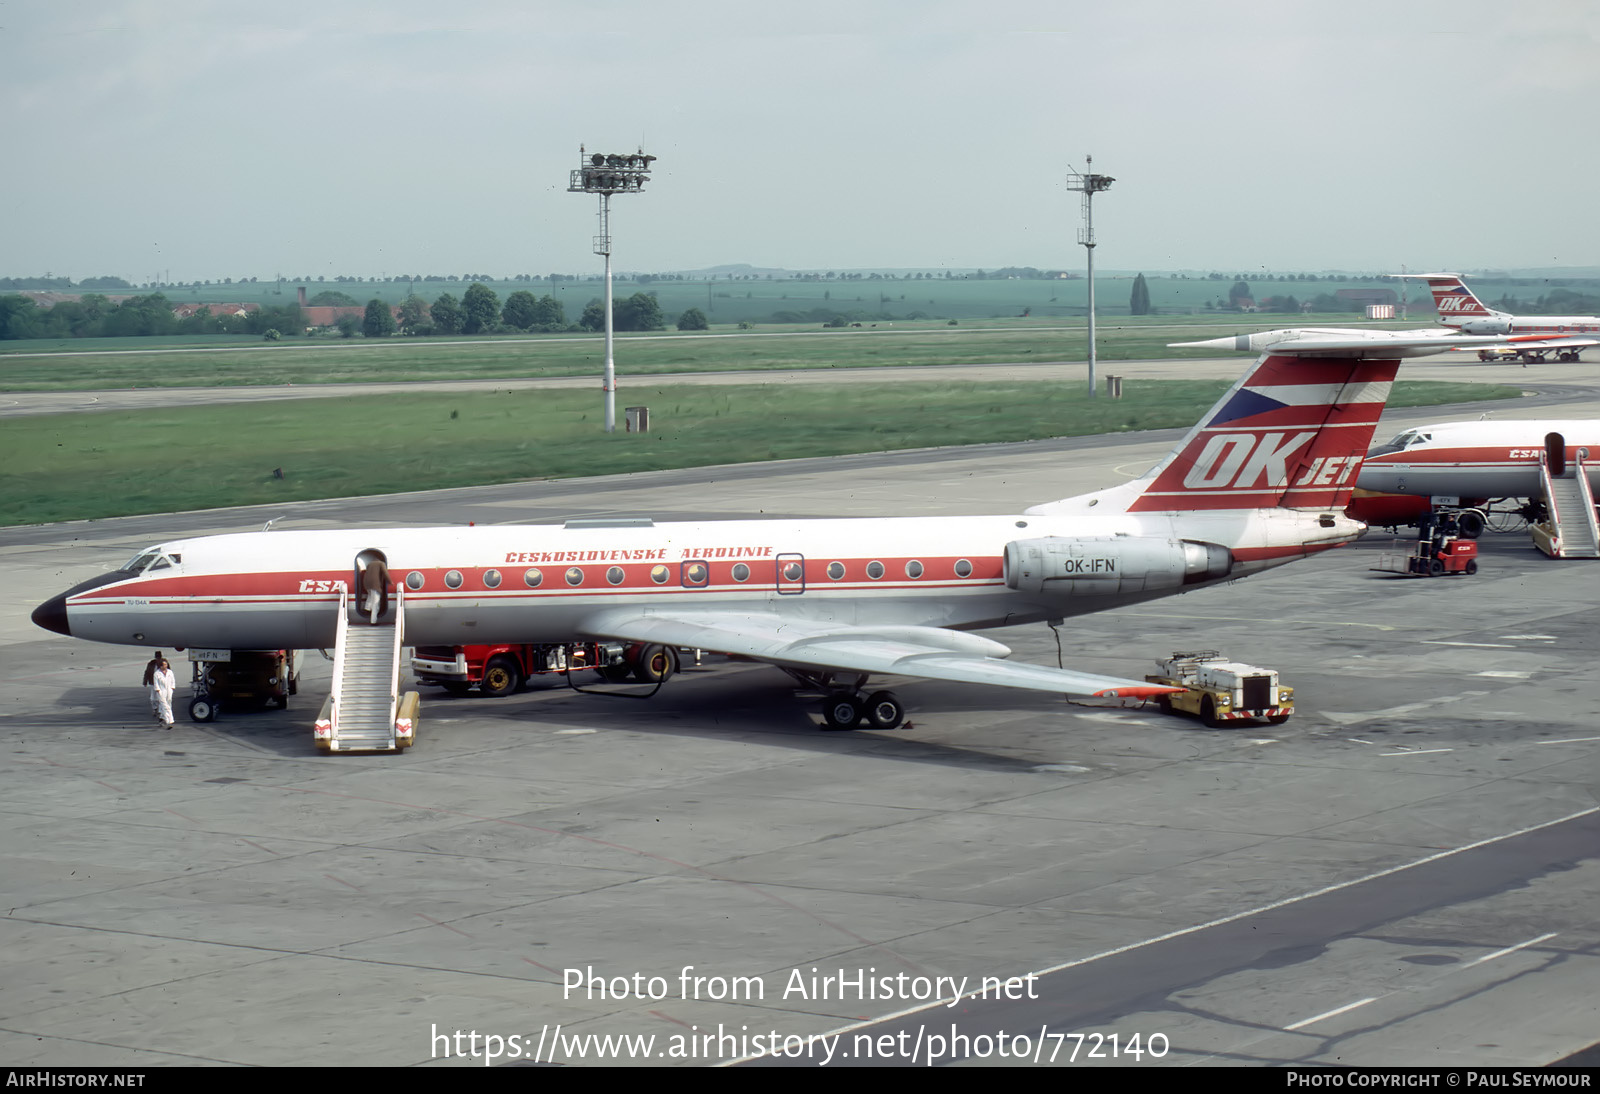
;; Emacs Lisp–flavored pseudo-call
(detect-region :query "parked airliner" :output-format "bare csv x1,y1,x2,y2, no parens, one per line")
1347,419,1600,532
1393,273,1598,361
32,329,1496,728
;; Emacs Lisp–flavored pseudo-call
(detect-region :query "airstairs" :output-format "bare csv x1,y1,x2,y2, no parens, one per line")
314,585,419,752
1531,436,1600,560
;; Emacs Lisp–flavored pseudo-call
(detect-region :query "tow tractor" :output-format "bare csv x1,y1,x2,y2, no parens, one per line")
1370,510,1480,577
185,649,300,722
1145,651,1293,727
411,642,677,696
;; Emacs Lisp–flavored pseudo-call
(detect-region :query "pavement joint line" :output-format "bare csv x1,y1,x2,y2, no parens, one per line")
724,804,1600,1065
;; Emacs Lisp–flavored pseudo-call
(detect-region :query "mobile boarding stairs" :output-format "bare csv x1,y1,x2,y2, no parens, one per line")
1531,433,1600,560
314,585,420,752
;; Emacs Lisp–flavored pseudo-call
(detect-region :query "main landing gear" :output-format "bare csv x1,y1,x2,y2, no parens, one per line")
786,670,907,730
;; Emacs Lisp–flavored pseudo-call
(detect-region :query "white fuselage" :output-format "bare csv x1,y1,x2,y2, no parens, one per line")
1358,420,1600,499
55,508,1357,652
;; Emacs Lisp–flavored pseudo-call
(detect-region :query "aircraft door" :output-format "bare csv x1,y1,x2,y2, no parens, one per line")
353,548,394,625
1546,432,1567,477
776,553,805,595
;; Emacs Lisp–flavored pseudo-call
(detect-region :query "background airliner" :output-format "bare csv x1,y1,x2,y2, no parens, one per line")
1393,272,1598,361
33,329,1495,729
1347,419,1600,538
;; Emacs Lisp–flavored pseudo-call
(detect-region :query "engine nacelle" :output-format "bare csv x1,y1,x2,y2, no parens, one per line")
1457,317,1511,335
1003,535,1233,597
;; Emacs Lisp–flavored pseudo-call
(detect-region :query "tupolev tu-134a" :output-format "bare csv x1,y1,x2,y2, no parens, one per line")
32,328,1504,729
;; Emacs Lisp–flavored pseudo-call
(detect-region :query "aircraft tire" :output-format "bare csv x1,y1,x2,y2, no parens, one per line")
863,690,905,730
822,693,863,730
480,657,522,697
1457,511,1486,539
632,644,678,684
188,697,217,723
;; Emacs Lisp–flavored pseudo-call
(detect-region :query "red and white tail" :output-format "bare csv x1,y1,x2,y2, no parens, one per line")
1122,353,1399,512
1414,273,1499,326
1026,329,1495,520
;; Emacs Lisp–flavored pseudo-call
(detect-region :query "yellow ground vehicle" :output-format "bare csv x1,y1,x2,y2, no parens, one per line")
1146,651,1292,727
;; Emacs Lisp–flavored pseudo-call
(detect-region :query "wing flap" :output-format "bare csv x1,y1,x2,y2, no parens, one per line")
579,609,1178,699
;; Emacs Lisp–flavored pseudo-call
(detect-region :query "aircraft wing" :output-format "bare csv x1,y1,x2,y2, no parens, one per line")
577,608,1177,699
1449,335,1600,353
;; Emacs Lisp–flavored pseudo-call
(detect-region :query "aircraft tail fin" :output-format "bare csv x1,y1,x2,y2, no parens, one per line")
1394,272,1506,326
1028,341,1420,517
1118,352,1399,512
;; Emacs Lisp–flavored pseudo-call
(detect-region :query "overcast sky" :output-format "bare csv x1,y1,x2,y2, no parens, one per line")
4,0,1598,283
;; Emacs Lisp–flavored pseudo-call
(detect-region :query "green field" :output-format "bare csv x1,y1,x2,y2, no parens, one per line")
1,379,1518,526
0,317,1422,392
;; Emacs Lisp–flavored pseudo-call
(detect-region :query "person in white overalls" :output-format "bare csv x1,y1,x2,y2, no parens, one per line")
152,658,177,729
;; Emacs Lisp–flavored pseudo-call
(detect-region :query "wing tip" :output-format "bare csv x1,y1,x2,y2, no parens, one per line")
1092,684,1185,699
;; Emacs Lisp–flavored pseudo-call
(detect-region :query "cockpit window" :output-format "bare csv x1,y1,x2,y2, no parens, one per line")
1368,429,1432,458
121,549,178,574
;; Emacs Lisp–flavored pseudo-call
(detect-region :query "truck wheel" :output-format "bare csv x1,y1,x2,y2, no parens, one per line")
632,645,678,684
442,682,471,697
598,663,633,682
1267,714,1290,725
1200,695,1225,728
1429,558,1445,576
480,657,522,697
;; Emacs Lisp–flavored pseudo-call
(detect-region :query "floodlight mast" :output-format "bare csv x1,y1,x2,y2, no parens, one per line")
568,146,655,432
1065,156,1114,399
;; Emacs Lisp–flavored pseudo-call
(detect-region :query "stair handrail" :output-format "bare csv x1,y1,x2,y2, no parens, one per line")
1539,447,1566,556
1572,447,1596,530
329,585,350,738
388,584,406,726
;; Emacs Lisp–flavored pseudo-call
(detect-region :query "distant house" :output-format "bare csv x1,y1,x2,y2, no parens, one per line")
301,304,403,328
172,302,258,320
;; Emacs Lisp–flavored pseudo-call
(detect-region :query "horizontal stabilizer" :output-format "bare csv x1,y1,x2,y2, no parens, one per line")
1171,328,1505,358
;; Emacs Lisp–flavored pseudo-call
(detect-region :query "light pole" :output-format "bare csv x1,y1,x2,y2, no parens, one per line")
1066,156,1114,399
568,146,655,432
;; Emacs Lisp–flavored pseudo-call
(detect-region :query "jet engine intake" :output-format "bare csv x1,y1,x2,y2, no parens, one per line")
1003,536,1232,597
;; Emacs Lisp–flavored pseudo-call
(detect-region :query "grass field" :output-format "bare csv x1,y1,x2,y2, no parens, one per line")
0,316,1417,392
1,379,1518,526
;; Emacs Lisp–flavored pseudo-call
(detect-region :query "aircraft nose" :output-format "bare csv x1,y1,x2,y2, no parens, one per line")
32,593,71,636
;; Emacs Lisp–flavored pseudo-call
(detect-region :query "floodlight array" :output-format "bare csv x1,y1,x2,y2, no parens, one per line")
569,149,656,194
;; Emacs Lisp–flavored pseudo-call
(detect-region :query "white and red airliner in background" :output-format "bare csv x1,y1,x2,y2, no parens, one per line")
32,329,1499,729
1393,272,1599,361
1348,419,1600,533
